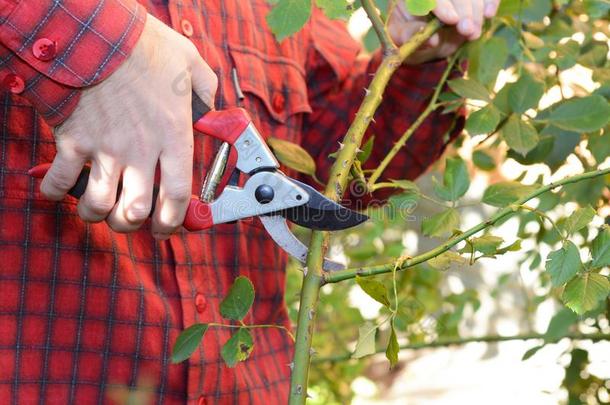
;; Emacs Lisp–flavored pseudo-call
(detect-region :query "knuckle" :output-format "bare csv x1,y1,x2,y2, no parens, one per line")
107,220,138,234
125,204,151,223
84,197,115,216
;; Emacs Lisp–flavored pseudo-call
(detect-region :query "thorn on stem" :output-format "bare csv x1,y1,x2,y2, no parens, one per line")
308,309,315,320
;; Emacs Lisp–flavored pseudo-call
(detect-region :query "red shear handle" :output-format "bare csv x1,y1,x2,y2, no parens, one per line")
183,197,215,231
193,108,251,144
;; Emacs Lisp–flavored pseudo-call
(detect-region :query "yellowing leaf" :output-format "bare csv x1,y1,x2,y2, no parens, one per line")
267,137,317,177
422,208,460,237
562,272,610,315
356,276,391,307
353,322,377,359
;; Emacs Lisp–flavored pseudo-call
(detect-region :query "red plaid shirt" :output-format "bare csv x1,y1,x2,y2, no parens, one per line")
0,0,458,403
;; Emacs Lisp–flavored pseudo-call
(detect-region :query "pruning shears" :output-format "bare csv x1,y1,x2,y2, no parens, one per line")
29,93,368,271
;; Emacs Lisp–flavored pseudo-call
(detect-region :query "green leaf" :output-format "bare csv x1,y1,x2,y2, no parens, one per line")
315,0,352,19
385,323,399,368
171,323,209,364
588,132,610,164
266,0,312,42
352,322,377,359
522,345,544,361
428,251,466,271
472,235,504,255
267,137,317,177
591,226,610,269
358,135,375,164
422,208,460,237
220,276,255,321
469,37,509,86
501,115,539,156
546,241,582,287
448,78,491,101
547,96,610,133
544,308,578,342
508,74,545,114
561,206,596,235
482,182,538,207
356,276,391,307
404,0,436,16
562,272,610,315
472,150,496,171
433,157,470,202
466,104,502,136
221,328,254,368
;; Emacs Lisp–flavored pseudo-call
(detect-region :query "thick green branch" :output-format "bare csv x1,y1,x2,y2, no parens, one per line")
288,20,442,405
312,332,610,364
325,167,610,283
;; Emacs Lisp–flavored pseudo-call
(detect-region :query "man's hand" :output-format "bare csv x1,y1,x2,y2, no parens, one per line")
40,15,217,240
388,0,500,64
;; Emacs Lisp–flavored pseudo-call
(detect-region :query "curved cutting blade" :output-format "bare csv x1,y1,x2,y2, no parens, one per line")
280,179,368,231
259,215,344,271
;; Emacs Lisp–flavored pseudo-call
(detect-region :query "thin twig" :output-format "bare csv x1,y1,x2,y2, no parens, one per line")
361,0,397,55
324,167,610,283
312,332,610,364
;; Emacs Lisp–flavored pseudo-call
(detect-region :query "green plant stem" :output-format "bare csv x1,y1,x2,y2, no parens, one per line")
207,322,295,341
312,332,610,364
324,167,610,284
361,0,397,55
288,19,442,405
367,51,458,188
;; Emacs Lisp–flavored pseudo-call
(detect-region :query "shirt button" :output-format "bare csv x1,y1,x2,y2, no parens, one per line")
272,93,285,114
195,294,207,313
32,38,57,61
3,74,25,94
197,395,207,405
181,19,194,37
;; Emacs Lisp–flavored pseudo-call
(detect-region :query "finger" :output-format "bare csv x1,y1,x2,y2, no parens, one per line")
470,0,485,40
77,157,121,223
40,147,87,201
106,159,157,233
189,50,218,109
484,0,500,18
452,0,476,38
433,0,460,25
152,131,194,239
391,20,429,47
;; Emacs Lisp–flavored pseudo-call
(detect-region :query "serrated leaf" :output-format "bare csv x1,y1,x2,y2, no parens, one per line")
591,227,610,269
433,157,470,202
562,272,610,315
466,104,502,136
588,132,610,164
171,323,209,364
508,74,545,114
220,276,255,321
389,179,419,194
221,328,254,368
448,78,491,101
385,323,399,368
482,181,538,207
502,115,539,156
356,276,391,307
352,322,377,359
547,96,610,133
544,308,578,342
315,0,352,19
546,241,582,287
561,206,596,235
404,0,436,16
266,0,312,42
472,235,504,255
422,208,460,237
267,137,317,177
472,150,496,171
